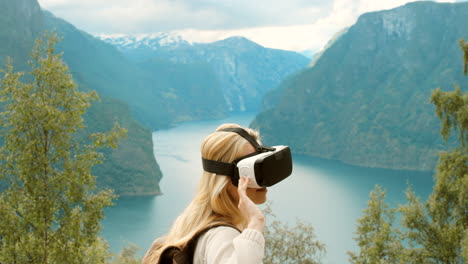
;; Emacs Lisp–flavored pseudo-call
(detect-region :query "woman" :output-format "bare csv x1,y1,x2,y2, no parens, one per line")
143,123,266,264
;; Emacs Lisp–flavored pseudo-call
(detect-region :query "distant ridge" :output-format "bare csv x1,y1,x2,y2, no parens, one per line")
100,34,310,112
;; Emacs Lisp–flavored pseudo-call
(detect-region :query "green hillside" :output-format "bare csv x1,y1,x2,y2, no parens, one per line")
0,0,42,69
252,1,468,171
138,58,226,122
84,96,162,195
0,0,162,195
43,11,227,129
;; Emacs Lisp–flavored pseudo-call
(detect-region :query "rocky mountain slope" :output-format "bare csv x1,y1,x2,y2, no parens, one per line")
252,1,468,171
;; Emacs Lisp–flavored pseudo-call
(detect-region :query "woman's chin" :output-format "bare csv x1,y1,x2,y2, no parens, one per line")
254,191,267,205
247,187,268,204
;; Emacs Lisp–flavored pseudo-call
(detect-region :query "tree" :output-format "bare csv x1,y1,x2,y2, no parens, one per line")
462,39,468,75
350,40,468,264
262,203,325,264
398,39,468,264
348,185,403,264
0,32,126,263
111,244,142,264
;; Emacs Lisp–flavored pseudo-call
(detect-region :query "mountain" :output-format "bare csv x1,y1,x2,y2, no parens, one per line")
136,58,226,122
0,0,42,69
100,34,310,112
83,96,162,195
299,50,316,60
252,1,468,171
309,27,349,68
43,12,227,129
0,0,162,195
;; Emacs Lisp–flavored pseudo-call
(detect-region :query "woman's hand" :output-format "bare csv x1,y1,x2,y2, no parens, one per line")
237,176,265,232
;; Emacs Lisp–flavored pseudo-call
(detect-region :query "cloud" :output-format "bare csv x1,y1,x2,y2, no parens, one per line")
178,0,457,52
38,0,333,33
38,0,460,52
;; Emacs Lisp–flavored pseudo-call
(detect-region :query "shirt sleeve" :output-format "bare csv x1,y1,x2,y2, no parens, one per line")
201,226,265,264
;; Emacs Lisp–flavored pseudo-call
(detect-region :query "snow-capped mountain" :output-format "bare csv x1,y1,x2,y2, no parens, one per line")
98,32,192,51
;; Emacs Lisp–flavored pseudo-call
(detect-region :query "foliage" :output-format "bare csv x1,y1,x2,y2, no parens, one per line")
0,32,126,263
111,244,142,264
262,203,325,264
350,40,468,264
348,186,403,264
462,39,468,75
397,39,468,264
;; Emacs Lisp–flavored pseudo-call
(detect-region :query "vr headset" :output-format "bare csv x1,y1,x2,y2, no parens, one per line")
202,127,293,188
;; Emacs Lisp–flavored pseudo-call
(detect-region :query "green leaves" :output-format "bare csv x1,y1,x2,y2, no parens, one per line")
262,203,325,264
348,186,402,264
430,86,468,146
91,123,128,149
351,40,468,264
461,40,468,75
110,243,142,264
0,32,125,263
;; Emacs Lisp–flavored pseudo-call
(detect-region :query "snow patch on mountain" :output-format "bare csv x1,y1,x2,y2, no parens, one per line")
98,32,193,50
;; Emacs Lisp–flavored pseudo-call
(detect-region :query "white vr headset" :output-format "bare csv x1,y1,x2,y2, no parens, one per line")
202,127,293,188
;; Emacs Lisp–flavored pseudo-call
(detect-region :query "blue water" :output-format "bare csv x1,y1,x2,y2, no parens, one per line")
102,113,433,264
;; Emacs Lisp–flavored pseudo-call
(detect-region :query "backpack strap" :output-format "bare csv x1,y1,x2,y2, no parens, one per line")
157,246,181,264
158,223,240,264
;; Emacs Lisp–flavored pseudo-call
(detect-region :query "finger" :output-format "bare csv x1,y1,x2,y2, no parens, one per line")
238,177,249,196
237,177,249,209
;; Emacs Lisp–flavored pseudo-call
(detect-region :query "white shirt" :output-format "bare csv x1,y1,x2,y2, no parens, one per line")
193,226,265,264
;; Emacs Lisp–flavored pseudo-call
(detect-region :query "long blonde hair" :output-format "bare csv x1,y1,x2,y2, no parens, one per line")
143,123,260,263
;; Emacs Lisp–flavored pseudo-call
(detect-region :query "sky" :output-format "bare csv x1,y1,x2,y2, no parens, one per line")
37,0,467,52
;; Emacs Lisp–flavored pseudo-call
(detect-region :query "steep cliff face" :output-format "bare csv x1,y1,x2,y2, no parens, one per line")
0,0,43,68
195,37,309,112
252,1,468,171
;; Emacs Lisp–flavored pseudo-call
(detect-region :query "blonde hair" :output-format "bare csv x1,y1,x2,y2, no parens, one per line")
143,123,260,263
